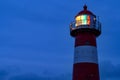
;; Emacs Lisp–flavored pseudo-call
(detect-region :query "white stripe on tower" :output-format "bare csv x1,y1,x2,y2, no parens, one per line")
74,46,98,64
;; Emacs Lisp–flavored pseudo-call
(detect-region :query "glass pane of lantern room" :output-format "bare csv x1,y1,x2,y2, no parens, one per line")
87,15,90,25
81,15,87,25
76,16,80,21
75,16,82,27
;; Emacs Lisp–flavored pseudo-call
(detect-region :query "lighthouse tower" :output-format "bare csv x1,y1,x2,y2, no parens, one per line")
70,5,101,80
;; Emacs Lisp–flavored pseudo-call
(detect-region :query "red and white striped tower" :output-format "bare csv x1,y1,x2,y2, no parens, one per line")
70,5,101,80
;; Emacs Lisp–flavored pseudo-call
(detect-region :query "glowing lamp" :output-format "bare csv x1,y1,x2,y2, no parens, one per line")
75,15,90,26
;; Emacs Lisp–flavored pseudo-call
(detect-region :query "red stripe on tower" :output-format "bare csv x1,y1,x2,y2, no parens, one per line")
70,5,101,80
75,32,96,47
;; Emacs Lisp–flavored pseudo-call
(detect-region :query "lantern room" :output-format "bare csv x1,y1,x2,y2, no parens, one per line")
75,5,96,27
70,5,101,37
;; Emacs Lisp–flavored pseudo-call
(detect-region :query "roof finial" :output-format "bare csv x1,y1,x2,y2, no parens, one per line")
83,4,87,10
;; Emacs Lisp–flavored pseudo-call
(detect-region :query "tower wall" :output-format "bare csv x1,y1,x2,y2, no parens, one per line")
72,32,100,80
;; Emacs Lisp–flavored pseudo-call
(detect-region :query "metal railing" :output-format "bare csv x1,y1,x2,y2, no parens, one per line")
70,20,101,32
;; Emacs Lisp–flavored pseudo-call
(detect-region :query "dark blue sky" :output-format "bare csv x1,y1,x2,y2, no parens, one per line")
0,0,120,80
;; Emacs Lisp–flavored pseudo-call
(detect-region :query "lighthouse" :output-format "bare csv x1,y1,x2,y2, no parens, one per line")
70,5,101,80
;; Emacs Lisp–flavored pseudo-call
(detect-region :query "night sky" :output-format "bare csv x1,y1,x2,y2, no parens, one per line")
0,0,120,80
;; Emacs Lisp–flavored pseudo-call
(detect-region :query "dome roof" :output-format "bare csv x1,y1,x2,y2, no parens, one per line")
75,5,96,17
